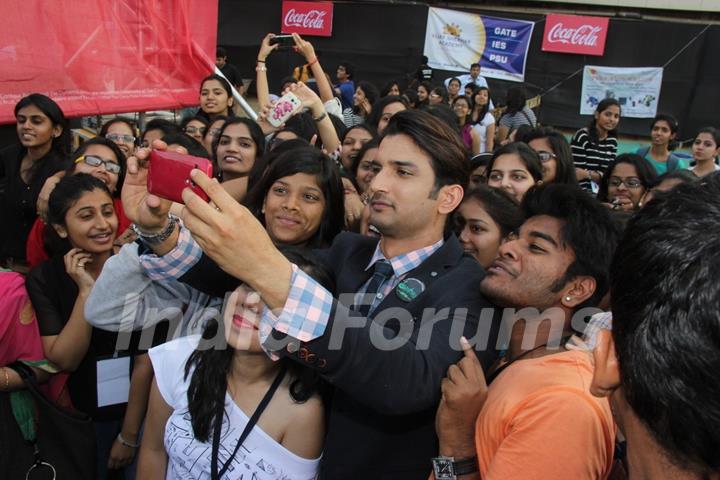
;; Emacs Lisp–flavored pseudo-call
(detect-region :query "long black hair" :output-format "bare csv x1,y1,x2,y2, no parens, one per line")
244,146,345,248
46,173,115,256
14,93,71,157
587,98,621,143
212,117,267,184
352,81,379,116
486,142,544,184
598,153,658,203
185,247,335,442
523,127,578,186
197,74,235,121
69,137,127,198
459,185,522,238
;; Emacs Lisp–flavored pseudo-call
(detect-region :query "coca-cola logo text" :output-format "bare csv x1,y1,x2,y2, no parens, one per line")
541,14,608,56
547,23,601,46
284,9,326,29
281,1,333,37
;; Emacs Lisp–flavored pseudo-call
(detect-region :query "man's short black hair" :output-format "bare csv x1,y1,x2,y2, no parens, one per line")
521,184,621,308
610,173,720,475
162,133,211,160
470,63,481,70
382,109,468,191
338,61,355,79
216,47,227,58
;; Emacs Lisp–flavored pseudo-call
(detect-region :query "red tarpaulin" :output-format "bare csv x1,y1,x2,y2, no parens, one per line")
0,0,218,124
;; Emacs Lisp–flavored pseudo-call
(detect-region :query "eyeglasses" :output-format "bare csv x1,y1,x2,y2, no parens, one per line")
609,177,643,189
105,133,135,144
74,155,122,174
208,128,222,138
535,151,556,163
184,126,206,135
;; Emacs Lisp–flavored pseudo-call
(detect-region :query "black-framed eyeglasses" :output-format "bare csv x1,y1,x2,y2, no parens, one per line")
536,151,556,163
609,177,643,189
184,126,207,135
74,155,122,174
105,133,135,144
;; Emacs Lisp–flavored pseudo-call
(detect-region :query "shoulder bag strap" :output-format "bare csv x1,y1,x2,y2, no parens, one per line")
210,364,287,480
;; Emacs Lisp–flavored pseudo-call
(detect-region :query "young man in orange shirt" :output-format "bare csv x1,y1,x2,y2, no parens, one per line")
433,184,621,480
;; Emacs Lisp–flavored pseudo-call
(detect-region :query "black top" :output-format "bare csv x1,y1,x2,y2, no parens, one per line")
220,63,242,89
0,144,67,261
177,232,500,479
26,255,168,420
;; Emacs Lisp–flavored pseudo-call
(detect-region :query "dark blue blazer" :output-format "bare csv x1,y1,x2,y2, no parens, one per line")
179,232,499,479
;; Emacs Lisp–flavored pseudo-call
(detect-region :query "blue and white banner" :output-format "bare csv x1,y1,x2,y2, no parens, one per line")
581,66,664,118
423,7,535,82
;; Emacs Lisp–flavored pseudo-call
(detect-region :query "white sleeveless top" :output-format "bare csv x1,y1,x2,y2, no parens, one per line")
149,336,321,479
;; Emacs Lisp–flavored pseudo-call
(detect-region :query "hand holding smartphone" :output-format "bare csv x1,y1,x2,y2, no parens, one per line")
267,92,303,128
147,150,213,204
269,34,295,49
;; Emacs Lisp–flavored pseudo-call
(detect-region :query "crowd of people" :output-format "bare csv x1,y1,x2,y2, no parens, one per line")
0,32,719,480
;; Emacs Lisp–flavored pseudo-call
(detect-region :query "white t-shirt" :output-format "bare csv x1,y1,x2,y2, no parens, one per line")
149,336,321,480
471,112,496,153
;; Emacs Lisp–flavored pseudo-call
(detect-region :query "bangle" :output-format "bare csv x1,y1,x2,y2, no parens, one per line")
117,432,140,449
306,57,318,68
312,111,327,122
2,368,9,391
256,59,265,63
255,65,267,72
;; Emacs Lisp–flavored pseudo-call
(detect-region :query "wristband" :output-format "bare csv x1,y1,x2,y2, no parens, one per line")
116,432,140,449
131,214,178,245
256,59,266,63
312,111,327,122
306,57,318,68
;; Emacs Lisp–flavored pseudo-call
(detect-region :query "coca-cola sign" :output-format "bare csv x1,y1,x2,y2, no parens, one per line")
542,14,609,56
281,1,334,37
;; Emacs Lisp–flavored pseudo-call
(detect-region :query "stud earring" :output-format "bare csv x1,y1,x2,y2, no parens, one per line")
565,296,572,302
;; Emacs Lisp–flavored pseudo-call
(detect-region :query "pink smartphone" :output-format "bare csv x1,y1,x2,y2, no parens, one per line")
267,92,302,127
147,150,213,204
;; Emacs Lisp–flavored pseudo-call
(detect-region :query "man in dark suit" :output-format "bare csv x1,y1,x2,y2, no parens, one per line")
120,110,498,479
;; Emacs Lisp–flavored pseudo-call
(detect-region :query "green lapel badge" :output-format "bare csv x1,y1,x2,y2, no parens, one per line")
396,278,426,302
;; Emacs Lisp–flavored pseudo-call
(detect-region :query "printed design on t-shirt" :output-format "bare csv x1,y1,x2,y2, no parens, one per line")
165,409,300,479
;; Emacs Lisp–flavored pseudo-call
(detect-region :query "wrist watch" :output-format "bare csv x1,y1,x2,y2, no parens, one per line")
432,455,479,479
131,214,179,245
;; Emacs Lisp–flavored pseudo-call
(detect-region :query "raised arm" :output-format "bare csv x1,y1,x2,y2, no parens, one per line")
256,33,279,109
292,33,334,103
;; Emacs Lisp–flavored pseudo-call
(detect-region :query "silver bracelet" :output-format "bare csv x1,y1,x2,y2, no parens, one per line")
116,432,139,449
131,214,179,245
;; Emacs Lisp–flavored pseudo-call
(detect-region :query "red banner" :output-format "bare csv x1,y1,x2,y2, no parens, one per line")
281,1,334,37
542,14,609,56
0,0,218,124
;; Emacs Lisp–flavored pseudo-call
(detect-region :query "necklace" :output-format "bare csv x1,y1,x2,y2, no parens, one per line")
487,335,573,384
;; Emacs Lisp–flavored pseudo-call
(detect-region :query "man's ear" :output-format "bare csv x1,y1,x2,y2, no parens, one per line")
436,184,464,215
52,224,68,239
590,329,620,398
560,276,596,309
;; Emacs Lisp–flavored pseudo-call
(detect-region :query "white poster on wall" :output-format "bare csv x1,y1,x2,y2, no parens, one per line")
580,66,663,118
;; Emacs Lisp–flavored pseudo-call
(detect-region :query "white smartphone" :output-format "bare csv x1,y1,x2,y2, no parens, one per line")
267,92,303,128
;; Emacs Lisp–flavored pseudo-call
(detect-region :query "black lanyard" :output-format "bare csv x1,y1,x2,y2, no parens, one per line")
487,335,572,384
210,364,287,480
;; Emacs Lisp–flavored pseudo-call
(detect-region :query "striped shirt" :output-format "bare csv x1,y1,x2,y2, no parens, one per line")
571,128,618,192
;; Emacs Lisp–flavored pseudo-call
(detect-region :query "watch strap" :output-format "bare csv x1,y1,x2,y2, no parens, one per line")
453,456,479,475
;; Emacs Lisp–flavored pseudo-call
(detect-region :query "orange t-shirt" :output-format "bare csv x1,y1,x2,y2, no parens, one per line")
475,350,615,480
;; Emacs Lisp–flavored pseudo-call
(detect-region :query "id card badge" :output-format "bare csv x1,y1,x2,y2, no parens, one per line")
96,355,131,407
